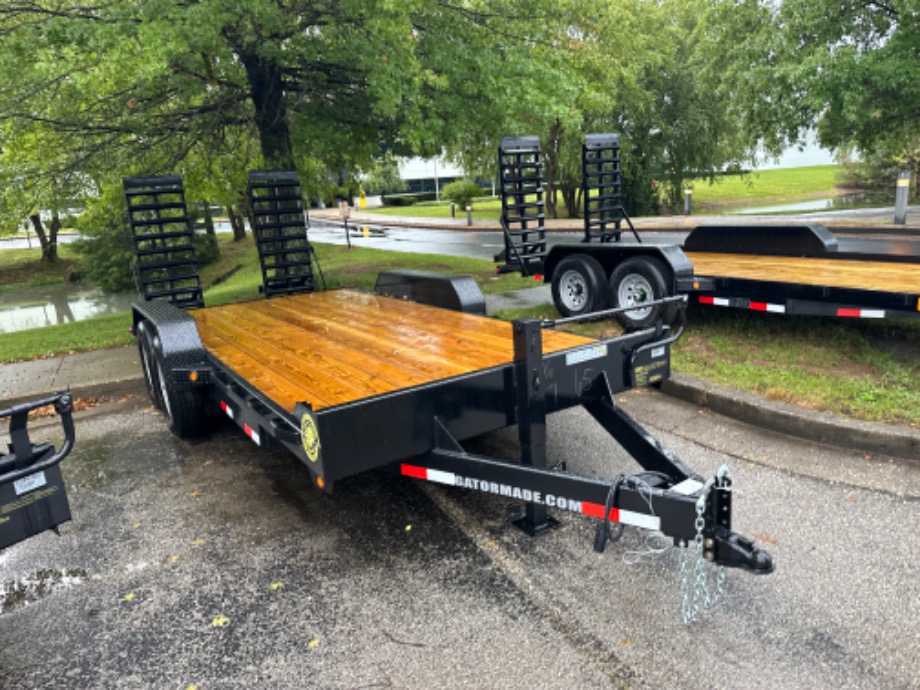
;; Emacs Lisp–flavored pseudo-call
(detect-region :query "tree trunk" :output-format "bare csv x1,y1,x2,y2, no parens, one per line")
239,50,295,170
239,193,256,244
543,120,562,220
28,212,59,262
560,183,579,219
202,202,216,237
227,206,246,241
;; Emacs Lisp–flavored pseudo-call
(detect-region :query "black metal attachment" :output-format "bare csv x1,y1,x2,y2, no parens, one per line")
582,134,641,244
0,393,75,549
497,136,547,276
123,176,204,309
247,170,318,298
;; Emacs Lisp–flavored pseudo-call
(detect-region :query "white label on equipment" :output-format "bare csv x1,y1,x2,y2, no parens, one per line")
671,478,705,496
651,346,666,359
14,471,47,496
566,344,607,366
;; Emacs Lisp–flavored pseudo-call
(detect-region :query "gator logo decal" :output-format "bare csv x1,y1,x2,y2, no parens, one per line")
300,414,320,463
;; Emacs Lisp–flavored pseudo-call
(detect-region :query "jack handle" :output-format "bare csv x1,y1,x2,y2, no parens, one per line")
0,392,75,485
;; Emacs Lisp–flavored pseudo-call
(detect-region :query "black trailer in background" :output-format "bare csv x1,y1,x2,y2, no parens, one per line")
496,135,920,329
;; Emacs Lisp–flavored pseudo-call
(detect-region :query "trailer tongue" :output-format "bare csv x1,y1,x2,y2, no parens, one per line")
126,172,772,624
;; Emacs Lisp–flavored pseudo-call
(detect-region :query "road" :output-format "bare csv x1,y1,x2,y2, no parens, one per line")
2,387,917,688
306,217,920,262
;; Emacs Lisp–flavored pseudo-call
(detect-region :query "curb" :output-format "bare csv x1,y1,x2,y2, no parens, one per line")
662,373,920,461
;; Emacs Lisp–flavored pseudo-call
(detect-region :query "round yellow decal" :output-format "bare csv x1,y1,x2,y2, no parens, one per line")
300,414,320,463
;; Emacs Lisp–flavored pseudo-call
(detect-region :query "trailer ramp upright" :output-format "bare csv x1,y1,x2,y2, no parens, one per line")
497,136,548,277
247,170,320,298
122,176,204,309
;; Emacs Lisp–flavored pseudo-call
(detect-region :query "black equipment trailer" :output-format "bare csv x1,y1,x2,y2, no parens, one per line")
497,135,920,329
126,171,773,623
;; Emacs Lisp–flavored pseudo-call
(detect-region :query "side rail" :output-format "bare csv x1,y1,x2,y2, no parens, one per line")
0,393,75,549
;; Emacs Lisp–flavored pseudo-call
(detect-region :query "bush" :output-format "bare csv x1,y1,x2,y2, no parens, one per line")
381,192,438,206
442,179,482,209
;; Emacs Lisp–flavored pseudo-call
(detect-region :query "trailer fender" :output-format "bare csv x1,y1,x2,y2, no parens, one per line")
132,300,211,437
375,270,486,314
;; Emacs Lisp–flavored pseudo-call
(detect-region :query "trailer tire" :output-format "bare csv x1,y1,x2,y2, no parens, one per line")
152,338,205,438
136,320,163,410
551,254,608,317
608,257,669,330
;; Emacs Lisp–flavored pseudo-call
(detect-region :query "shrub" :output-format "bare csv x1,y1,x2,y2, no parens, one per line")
381,192,438,206
442,179,482,209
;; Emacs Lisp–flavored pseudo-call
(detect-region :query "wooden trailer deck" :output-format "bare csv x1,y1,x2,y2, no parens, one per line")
687,252,920,295
191,290,595,413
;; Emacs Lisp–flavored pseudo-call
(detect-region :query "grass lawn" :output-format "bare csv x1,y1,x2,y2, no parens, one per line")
0,244,82,293
690,165,846,212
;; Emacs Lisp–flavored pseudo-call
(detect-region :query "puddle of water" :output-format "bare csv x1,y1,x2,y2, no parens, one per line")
0,284,135,334
1,567,89,613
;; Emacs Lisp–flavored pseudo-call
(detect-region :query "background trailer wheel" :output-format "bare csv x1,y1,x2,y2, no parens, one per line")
609,256,670,330
551,254,608,317
152,337,205,438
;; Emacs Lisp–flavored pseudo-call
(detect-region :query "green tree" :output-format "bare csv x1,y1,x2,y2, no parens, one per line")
726,0,920,184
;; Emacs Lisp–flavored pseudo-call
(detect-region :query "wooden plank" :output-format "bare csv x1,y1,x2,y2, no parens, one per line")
192,291,596,412
688,252,920,294
194,308,388,406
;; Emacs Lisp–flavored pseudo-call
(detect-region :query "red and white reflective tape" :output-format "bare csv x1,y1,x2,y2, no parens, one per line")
401,464,661,532
698,295,728,307
243,423,261,446
749,301,786,314
579,501,662,531
402,464,455,485
221,401,261,446
837,308,885,318
698,296,785,313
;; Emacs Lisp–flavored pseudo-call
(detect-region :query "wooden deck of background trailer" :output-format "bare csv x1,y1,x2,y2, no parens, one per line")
191,290,595,413
687,252,920,295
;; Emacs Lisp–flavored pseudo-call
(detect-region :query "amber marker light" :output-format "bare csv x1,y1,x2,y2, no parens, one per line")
189,371,199,382
316,476,326,489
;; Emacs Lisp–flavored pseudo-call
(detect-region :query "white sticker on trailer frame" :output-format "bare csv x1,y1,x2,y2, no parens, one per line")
14,471,47,496
566,344,608,366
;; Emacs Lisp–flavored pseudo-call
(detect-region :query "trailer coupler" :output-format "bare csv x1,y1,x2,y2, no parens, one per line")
712,526,773,574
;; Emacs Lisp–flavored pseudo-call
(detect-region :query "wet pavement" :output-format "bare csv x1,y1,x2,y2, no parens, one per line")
1,383,917,688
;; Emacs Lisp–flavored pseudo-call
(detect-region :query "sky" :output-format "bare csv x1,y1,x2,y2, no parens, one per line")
399,135,837,180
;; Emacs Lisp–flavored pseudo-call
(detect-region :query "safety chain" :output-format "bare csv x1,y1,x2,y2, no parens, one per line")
679,464,731,624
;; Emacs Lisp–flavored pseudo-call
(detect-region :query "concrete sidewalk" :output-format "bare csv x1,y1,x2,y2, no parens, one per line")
3,285,918,461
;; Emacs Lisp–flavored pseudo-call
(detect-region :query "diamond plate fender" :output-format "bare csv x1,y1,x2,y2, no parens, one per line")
132,300,211,389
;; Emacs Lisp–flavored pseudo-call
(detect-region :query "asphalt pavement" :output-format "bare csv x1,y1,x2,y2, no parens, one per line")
1,361,917,688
